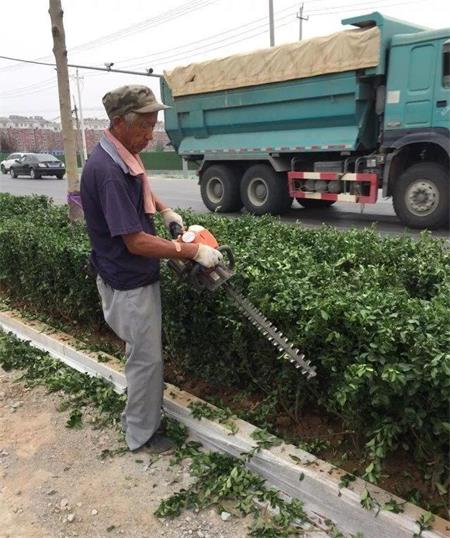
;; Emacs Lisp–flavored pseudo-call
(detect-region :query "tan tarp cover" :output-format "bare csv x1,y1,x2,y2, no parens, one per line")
164,27,380,97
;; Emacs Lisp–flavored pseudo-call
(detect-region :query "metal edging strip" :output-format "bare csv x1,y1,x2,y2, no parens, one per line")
0,310,447,538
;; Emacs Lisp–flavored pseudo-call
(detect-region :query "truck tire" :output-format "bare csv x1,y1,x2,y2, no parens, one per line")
393,163,449,229
200,164,242,212
241,164,292,215
297,199,336,208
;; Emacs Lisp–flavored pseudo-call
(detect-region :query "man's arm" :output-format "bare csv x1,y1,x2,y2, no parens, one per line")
122,231,198,259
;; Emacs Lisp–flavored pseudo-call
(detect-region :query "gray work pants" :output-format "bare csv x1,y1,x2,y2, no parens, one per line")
96,275,163,450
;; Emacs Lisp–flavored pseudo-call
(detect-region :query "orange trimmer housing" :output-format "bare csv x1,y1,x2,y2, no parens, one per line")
179,228,219,249
168,223,235,292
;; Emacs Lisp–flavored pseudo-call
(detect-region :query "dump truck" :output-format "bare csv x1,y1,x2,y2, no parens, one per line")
161,12,450,229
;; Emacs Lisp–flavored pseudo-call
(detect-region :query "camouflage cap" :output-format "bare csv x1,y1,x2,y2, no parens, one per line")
102,85,169,119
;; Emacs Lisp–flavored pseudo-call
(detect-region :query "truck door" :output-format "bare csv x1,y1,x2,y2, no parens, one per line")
404,42,437,127
432,40,450,129
385,41,437,129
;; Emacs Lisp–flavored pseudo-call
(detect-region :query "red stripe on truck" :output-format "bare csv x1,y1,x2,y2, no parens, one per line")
288,171,378,204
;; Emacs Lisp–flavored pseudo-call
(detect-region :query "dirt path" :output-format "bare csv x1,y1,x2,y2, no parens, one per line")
0,367,256,538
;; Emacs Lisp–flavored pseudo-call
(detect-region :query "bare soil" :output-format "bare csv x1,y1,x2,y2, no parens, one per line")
0,367,257,538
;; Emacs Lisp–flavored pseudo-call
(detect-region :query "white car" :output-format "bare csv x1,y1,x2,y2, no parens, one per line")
1,152,26,174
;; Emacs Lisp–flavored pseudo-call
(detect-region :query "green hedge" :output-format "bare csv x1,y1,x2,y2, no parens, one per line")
0,193,449,490
140,151,196,171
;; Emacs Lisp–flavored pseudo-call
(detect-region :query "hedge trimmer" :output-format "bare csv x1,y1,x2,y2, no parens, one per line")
168,223,316,379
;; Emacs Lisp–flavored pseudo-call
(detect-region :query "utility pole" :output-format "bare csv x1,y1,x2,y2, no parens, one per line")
297,3,309,41
48,0,83,221
72,97,85,168
269,0,275,47
74,69,87,164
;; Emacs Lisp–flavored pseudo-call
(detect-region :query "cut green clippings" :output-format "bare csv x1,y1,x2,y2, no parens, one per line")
0,331,126,430
413,511,435,538
338,473,357,490
156,442,309,537
188,401,239,434
250,428,283,450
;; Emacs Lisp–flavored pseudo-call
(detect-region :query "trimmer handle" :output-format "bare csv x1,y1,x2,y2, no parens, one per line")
218,245,235,271
169,221,183,239
189,244,235,292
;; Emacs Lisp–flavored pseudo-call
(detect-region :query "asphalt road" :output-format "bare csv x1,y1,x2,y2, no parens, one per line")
1,171,449,239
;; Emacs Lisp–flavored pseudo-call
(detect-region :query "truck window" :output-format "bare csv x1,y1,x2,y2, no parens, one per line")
443,42,450,88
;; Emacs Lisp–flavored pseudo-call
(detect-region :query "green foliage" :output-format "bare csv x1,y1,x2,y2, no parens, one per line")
250,428,282,450
188,401,238,434
66,408,83,429
156,441,307,536
338,473,357,489
0,330,126,428
360,488,381,514
383,498,405,514
165,418,189,447
0,193,101,327
0,194,449,500
297,438,331,455
413,511,435,537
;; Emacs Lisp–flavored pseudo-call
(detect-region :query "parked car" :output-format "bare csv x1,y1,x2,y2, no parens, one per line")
9,153,65,179
1,152,26,174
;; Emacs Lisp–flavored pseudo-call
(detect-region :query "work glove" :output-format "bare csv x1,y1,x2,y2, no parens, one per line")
193,244,223,268
160,208,184,232
187,224,205,233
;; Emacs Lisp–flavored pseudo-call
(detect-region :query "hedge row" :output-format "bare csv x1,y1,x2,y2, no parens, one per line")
0,194,449,489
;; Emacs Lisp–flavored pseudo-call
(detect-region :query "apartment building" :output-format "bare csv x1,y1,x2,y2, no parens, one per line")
0,115,170,154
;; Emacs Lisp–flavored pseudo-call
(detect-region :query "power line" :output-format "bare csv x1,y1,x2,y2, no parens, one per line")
121,12,297,70
0,0,426,97
67,0,216,54
0,55,160,77
307,0,422,16
0,0,216,73
0,77,56,97
114,0,423,71
111,1,301,66
109,0,424,68
0,0,425,78
0,81,58,100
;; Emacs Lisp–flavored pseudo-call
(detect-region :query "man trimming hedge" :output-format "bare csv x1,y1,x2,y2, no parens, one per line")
80,85,222,453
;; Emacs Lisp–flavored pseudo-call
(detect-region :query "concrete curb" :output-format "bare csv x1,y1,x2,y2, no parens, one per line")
0,310,448,538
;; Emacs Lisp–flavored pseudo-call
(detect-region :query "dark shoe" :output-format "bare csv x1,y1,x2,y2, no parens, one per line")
133,433,176,454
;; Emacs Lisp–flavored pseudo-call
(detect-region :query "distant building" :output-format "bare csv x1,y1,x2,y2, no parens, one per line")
0,115,60,131
0,115,171,154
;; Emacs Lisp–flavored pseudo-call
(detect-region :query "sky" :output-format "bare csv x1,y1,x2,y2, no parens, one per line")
0,0,448,121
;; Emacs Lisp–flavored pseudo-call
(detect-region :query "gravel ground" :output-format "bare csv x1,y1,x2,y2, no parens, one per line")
0,367,255,538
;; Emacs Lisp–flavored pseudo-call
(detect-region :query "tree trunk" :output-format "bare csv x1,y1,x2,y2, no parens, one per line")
48,0,83,221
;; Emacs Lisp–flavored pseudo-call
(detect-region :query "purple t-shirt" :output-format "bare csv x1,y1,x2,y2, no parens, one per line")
80,142,160,290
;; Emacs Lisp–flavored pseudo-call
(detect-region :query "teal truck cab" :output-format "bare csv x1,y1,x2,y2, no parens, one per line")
161,12,450,229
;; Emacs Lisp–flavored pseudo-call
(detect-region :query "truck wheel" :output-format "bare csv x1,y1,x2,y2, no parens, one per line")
200,164,242,212
297,199,336,208
241,164,291,215
393,163,449,229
